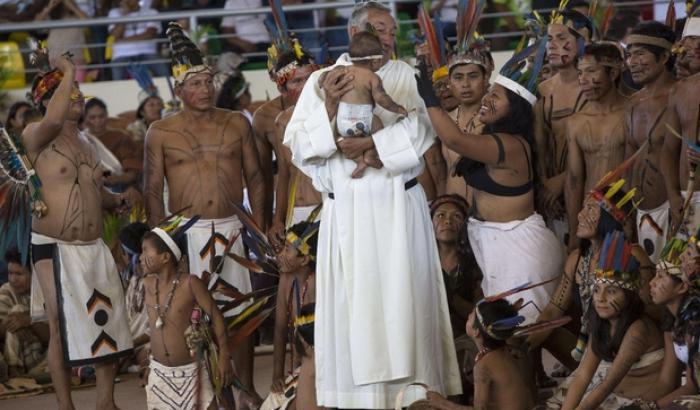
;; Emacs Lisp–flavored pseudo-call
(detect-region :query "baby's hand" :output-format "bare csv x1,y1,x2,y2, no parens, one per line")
398,106,408,117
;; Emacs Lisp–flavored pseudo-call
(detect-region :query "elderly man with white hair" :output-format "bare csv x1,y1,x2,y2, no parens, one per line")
283,1,461,409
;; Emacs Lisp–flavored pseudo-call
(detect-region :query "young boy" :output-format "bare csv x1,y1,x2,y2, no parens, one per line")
141,226,234,410
266,220,320,409
319,31,408,178
426,299,535,410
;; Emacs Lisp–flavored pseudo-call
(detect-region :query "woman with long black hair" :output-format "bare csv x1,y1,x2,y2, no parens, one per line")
416,57,563,323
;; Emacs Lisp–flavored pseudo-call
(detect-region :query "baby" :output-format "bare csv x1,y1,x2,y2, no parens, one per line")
320,31,408,178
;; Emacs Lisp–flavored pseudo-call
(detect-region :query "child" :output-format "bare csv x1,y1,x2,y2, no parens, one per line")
425,298,535,410
319,31,408,178
265,220,320,410
141,223,234,410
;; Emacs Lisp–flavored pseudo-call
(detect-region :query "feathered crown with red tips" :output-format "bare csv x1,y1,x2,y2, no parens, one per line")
594,231,641,291
447,0,493,74
265,0,316,85
475,276,570,340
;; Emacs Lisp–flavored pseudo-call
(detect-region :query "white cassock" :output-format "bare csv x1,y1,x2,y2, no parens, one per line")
284,54,462,409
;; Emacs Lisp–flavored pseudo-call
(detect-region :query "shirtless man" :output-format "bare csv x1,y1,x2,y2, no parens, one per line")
662,74,700,241
565,43,627,250
443,44,493,199
676,16,700,79
24,55,133,410
535,10,593,242
252,39,317,228
624,22,677,262
144,23,264,405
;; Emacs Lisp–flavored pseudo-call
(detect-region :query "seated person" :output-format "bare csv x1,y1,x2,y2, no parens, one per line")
0,249,49,380
426,297,542,410
431,195,482,399
629,238,699,408
548,231,664,410
319,31,408,178
141,221,234,409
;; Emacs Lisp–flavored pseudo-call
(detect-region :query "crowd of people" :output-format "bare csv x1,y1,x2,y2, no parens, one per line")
2,0,700,409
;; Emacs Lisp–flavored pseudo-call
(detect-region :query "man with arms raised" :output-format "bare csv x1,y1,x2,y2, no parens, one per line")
23,53,133,410
535,9,593,245
624,21,677,262
565,43,627,249
284,2,461,408
143,23,265,405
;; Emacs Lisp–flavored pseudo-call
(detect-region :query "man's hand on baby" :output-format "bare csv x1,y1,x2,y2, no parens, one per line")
337,136,373,159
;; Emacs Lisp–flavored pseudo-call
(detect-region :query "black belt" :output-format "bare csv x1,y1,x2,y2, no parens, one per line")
327,178,418,200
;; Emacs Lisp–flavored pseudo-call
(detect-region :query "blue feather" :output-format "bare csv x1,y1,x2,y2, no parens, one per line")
527,35,548,92
172,215,200,241
491,315,525,330
500,41,538,77
434,13,446,65
613,231,625,272
598,233,612,270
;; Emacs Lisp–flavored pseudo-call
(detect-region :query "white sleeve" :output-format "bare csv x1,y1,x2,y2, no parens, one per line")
283,71,338,168
371,63,436,174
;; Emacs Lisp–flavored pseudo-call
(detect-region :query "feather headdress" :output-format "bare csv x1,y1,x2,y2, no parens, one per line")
594,231,641,291
285,204,322,260
550,0,594,43
587,141,646,223
474,276,569,340
265,0,316,86
166,22,213,85
150,210,201,261
417,3,450,82
493,35,547,106
448,0,493,74
0,127,47,264
28,39,63,107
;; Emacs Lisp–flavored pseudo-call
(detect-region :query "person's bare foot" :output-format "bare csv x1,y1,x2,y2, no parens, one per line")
352,162,368,179
363,149,383,169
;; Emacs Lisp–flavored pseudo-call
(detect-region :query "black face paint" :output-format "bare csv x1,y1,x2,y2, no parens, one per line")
610,299,622,315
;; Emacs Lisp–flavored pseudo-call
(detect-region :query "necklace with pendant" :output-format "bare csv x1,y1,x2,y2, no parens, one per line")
154,274,180,329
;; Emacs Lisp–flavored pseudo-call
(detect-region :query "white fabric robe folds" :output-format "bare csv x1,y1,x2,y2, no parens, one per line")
284,54,461,409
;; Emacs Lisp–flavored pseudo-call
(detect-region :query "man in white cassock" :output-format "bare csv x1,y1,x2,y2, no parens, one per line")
283,2,461,409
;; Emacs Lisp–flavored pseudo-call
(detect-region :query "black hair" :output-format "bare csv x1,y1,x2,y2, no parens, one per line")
142,231,179,265
578,186,633,257
483,86,537,187
119,222,151,255
673,289,695,344
273,41,314,74
215,74,248,111
136,95,162,121
6,101,32,129
588,288,644,362
448,62,488,78
484,86,534,147
628,21,677,71
84,97,107,114
348,31,383,60
565,0,589,10
578,43,623,84
5,247,28,269
559,9,594,40
287,221,319,270
604,10,641,42
293,302,315,357
473,299,518,349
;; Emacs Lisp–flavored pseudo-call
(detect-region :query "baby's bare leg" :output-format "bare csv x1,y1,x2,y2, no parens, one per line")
363,148,383,169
